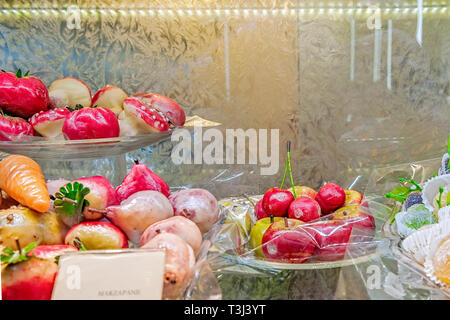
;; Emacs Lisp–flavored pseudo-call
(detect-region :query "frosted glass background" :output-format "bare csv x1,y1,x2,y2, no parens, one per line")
0,0,448,195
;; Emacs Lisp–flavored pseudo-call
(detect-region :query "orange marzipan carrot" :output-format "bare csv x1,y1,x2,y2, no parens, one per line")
0,155,50,213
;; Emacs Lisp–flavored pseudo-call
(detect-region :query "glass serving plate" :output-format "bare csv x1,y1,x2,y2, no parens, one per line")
0,115,219,160
0,131,173,160
212,248,381,271
215,195,386,271
382,216,450,298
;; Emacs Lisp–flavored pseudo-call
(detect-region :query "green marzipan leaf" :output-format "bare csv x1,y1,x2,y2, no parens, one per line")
385,178,423,203
1,241,39,265
54,182,90,217
385,186,411,203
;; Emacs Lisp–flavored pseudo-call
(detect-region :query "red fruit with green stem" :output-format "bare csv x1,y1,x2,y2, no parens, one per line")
288,196,321,222
262,141,297,217
116,160,170,202
0,69,49,118
0,113,34,141
62,106,120,140
315,183,346,215
262,188,294,217
1,241,76,300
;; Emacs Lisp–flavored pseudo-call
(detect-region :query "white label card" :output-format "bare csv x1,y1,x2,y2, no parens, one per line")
52,249,165,300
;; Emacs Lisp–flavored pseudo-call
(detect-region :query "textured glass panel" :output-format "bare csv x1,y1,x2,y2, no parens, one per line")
0,0,449,301
0,0,448,193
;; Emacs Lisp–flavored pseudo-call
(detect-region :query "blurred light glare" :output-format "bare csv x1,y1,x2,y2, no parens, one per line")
0,6,446,17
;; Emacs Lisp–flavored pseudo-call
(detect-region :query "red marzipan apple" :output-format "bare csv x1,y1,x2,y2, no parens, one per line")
262,188,295,217
106,190,174,244
29,108,71,139
140,216,202,255
64,221,128,250
0,114,34,141
91,85,128,115
169,188,220,234
1,245,77,300
48,77,92,108
344,189,363,206
261,218,315,263
315,183,346,215
119,97,170,136
73,176,119,220
62,107,120,140
131,92,186,126
254,199,269,220
288,196,321,222
302,220,353,261
115,161,170,202
141,233,195,300
0,70,49,118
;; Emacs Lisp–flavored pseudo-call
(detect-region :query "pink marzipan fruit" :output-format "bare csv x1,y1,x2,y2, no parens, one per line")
169,188,219,234
142,233,195,300
0,71,49,118
74,176,119,220
107,190,173,244
62,107,119,140
29,108,71,138
116,162,170,202
121,97,170,134
1,244,77,300
140,216,202,255
0,114,34,141
48,77,92,109
91,85,127,115
131,92,186,126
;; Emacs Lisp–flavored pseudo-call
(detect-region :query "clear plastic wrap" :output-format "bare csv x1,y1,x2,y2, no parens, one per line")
0,149,225,301
206,159,450,300
0,205,225,301
364,156,450,299
214,195,383,267
204,177,392,299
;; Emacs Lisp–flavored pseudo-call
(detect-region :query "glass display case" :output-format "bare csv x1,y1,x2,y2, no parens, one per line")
0,0,449,300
